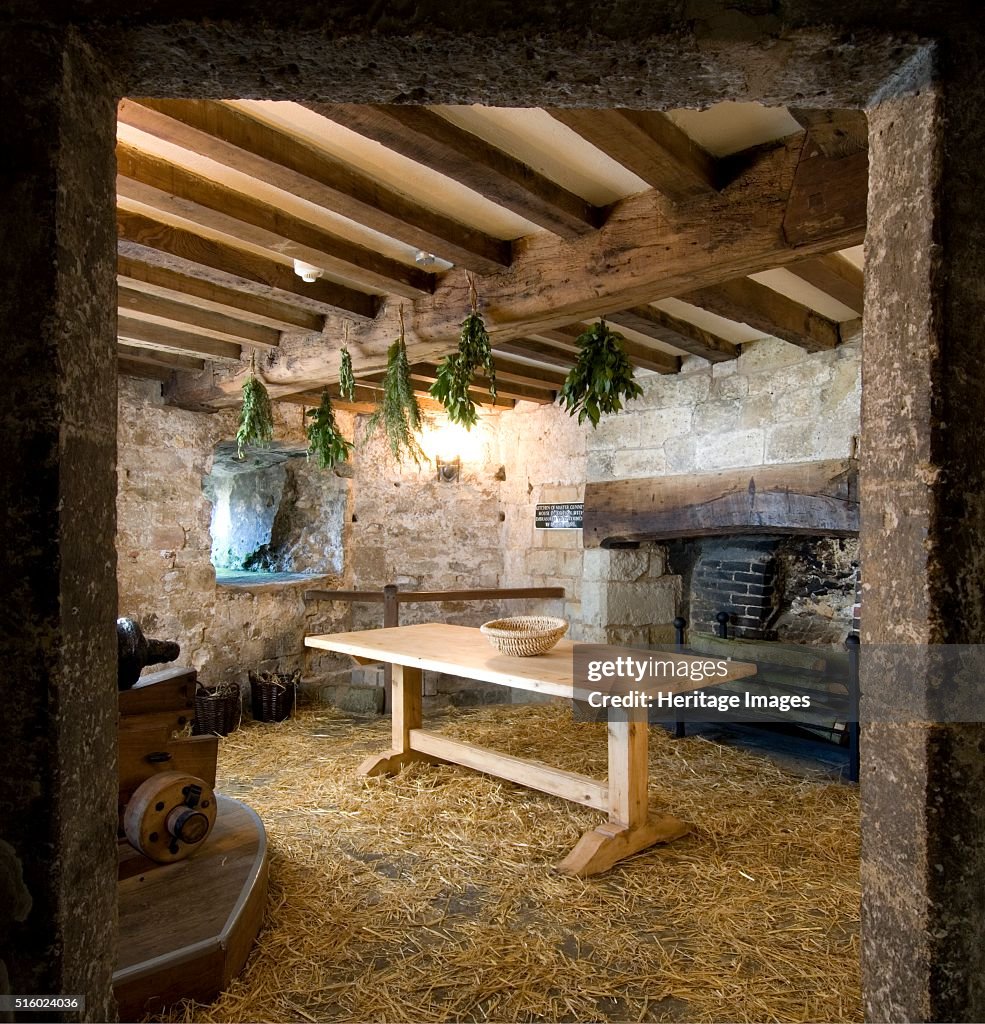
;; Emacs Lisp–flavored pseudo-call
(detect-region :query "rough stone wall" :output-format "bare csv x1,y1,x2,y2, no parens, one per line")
117,377,352,689
587,337,860,483
0,27,119,1021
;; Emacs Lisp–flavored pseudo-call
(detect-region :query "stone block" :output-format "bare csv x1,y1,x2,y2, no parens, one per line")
664,435,697,472
737,337,807,374
582,548,607,582
581,583,604,627
524,548,560,577
712,359,738,379
586,412,642,451
693,398,741,434
713,373,748,400
587,450,615,481
607,549,649,582
611,446,667,479
606,580,678,626
746,358,834,399
695,429,765,470
739,393,775,429
637,371,712,411
558,550,584,577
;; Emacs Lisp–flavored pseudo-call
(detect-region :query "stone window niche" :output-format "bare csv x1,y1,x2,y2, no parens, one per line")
203,441,348,586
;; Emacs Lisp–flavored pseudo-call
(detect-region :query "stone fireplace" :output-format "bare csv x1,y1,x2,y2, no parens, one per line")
581,458,859,646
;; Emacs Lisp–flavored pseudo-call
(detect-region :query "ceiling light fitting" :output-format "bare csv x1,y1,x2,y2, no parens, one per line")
293,259,323,283
415,250,438,268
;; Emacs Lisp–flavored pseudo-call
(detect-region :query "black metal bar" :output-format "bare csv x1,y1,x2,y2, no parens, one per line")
845,633,860,783
716,611,730,639
672,616,687,738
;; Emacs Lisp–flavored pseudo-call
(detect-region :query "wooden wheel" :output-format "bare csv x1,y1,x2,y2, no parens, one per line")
123,771,217,863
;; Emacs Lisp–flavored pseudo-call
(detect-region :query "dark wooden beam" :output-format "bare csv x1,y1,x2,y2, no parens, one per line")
118,285,281,348
117,315,242,361
782,125,868,249
118,356,172,382
786,253,864,315
313,104,602,239
117,257,326,333
583,460,859,548
118,210,379,319
492,338,575,372
536,322,681,374
788,109,868,159
118,343,205,372
354,374,504,411
403,364,556,404
679,278,842,352
482,358,568,390
545,108,719,202
119,99,512,274
116,143,434,300
604,306,738,363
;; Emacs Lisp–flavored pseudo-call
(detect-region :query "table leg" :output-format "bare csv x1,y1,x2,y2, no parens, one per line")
558,706,690,877
357,663,434,777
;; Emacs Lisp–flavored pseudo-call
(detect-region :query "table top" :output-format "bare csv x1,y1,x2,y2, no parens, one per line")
306,623,756,701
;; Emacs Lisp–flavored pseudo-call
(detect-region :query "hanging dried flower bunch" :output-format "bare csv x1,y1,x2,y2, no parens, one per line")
429,272,496,429
305,391,353,469
236,352,275,458
367,307,426,465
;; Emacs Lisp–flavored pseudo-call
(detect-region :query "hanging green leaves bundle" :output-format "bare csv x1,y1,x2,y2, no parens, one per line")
557,320,643,428
236,353,275,458
339,323,356,403
429,272,496,429
305,391,353,469
368,307,426,465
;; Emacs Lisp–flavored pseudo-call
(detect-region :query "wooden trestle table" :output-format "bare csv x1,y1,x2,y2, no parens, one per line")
305,623,756,877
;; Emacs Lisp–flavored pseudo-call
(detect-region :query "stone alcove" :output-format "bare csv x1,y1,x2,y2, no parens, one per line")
203,440,349,583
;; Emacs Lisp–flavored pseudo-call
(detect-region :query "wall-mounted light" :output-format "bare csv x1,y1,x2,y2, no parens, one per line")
436,456,460,483
293,259,323,283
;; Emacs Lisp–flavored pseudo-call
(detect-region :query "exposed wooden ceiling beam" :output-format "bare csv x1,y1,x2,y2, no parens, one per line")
680,278,842,352
484,358,568,390
537,323,681,375
312,104,601,239
167,136,864,408
118,257,326,333
355,374,506,411
118,99,512,275
118,315,243,362
545,108,719,202
116,144,433,300
782,127,867,249
118,343,206,372
788,109,868,159
118,210,378,319
402,365,556,405
492,338,575,372
118,285,280,349
119,356,173,382
604,306,737,363
785,253,864,315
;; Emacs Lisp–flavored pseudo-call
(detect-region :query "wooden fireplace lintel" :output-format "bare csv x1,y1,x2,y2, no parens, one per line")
583,458,858,548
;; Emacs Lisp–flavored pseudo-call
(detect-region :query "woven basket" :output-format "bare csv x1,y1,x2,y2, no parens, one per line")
193,683,241,737
479,616,569,657
249,670,299,723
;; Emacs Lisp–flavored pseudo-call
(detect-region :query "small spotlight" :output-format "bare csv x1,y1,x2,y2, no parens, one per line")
293,259,323,283
415,251,438,268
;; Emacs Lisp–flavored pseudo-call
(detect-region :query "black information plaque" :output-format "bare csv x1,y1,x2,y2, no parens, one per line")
535,502,584,530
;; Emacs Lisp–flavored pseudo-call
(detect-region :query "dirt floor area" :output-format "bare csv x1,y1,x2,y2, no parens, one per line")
154,703,861,1023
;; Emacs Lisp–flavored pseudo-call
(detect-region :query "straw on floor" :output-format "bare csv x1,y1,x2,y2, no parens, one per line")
152,703,861,1024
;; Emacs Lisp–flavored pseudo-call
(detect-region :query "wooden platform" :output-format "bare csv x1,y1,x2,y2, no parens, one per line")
114,795,268,1021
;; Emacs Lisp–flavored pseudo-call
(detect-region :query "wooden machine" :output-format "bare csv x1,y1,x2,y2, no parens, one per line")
113,658,268,1020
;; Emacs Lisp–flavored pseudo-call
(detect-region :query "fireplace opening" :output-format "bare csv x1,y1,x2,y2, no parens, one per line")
666,535,859,644
203,441,348,586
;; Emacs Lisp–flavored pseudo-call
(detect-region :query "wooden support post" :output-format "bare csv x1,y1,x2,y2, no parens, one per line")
356,663,426,777
382,584,399,713
558,706,690,877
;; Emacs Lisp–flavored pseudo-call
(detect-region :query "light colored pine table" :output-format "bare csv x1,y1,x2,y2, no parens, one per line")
306,622,756,876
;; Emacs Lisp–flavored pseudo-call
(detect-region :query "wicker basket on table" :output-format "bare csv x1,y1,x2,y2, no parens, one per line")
479,616,569,657
192,682,241,737
249,670,299,722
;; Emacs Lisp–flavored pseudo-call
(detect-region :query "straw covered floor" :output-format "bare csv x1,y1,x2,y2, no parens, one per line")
153,703,861,1023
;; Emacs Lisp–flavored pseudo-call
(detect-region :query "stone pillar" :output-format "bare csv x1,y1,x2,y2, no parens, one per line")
0,28,118,1022
861,47,985,1022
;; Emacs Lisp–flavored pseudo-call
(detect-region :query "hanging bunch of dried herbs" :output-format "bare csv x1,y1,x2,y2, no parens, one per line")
557,320,643,428
429,273,496,429
339,323,356,403
367,308,426,465
236,353,275,458
305,391,353,469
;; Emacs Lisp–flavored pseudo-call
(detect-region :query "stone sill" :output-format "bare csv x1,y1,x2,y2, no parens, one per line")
214,569,335,591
